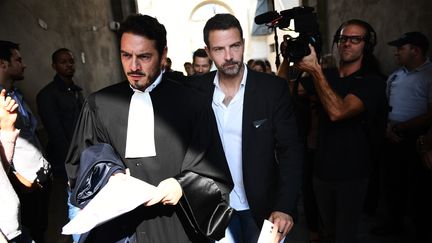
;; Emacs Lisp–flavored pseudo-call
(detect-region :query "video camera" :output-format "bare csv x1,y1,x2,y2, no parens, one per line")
255,6,321,62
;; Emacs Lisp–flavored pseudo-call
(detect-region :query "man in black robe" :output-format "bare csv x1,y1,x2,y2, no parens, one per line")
65,14,233,243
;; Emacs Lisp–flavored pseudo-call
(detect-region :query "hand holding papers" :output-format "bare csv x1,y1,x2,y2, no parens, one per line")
146,178,183,206
62,173,157,235
257,219,287,243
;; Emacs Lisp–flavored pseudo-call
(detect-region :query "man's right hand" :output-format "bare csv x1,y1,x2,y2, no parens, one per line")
294,44,321,74
386,123,403,143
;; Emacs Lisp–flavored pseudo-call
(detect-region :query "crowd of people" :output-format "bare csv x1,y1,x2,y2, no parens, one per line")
0,10,431,243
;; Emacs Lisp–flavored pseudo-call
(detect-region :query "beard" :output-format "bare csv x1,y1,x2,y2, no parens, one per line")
127,69,161,91
219,60,242,76
339,46,364,64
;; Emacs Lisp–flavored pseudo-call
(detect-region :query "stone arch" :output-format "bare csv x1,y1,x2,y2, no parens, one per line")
189,1,234,20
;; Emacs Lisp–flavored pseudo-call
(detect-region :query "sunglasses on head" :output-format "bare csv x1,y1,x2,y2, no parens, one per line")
337,35,366,44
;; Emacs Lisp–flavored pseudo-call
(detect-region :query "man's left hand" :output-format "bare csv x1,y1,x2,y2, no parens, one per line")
145,178,183,206
268,211,294,241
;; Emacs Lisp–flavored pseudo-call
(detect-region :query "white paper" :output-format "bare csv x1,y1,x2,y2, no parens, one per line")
257,219,286,243
258,219,276,243
62,174,157,235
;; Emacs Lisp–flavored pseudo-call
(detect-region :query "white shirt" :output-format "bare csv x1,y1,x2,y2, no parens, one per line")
212,65,249,210
125,71,163,158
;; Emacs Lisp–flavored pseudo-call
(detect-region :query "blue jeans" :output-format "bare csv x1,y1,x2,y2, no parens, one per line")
67,188,81,243
216,210,260,243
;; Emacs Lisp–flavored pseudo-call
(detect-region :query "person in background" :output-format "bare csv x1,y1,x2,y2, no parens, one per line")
183,62,195,76
246,58,255,68
192,48,212,75
37,48,84,178
251,59,266,73
164,57,186,82
375,31,432,242
264,59,275,75
0,58,28,242
279,19,386,243
36,47,84,243
0,40,51,243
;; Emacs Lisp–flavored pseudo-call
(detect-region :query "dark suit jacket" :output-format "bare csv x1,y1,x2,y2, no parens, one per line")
189,68,303,226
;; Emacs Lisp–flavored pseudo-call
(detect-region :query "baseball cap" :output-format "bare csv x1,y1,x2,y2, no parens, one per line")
388,31,429,52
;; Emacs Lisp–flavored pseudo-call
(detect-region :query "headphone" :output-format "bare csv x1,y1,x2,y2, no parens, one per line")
332,19,377,54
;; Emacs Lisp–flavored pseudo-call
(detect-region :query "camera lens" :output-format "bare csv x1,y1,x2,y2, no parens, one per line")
286,35,311,61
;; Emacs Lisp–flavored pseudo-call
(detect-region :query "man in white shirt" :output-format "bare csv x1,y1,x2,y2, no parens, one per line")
190,14,303,243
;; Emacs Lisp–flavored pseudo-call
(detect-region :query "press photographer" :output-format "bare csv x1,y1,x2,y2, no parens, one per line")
277,18,387,243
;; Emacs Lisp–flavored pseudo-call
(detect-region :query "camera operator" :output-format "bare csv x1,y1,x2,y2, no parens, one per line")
278,19,386,243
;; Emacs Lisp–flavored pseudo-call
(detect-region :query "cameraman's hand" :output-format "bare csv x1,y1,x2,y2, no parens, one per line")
386,123,403,144
280,35,289,59
294,44,321,74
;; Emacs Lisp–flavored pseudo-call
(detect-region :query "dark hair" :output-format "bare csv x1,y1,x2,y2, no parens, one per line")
119,14,167,56
0,40,20,62
203,13,243,47
193,48,212,65
247,59,255,67
52,48,72,64
252,60,266,72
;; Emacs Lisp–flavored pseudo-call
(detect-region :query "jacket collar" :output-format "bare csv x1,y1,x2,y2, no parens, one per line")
53,74,82,92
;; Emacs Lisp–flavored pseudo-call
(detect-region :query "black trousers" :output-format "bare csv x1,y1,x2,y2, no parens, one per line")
381,138,432,242
313,177,368,243
302,149,320,233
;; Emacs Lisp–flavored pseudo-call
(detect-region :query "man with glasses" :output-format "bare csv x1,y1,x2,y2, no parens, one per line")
278,19,386,243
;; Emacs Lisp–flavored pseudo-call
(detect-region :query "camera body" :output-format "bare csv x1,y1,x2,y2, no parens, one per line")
283,9,321,62
255,6,322,62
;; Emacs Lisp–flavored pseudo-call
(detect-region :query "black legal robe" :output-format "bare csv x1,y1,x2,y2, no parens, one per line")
65,76,233,242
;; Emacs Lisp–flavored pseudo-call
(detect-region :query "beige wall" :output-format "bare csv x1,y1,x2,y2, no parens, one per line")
0,0,123,122
1,0,430,122
314,0,432,75
137,0,279,73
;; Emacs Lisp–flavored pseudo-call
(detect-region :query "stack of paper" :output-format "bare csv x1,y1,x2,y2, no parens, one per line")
62,174,157,235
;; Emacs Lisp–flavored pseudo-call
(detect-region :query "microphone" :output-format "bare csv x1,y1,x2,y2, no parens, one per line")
254,11,280,25
280,6,314,18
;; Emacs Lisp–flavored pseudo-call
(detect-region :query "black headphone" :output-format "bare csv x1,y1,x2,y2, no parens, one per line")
332,19,377,54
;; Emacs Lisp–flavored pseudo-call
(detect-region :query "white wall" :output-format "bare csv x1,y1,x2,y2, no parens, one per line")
137,0,286,74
